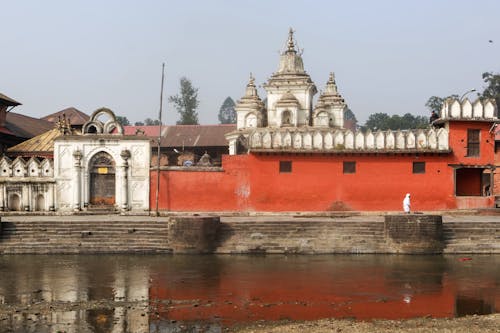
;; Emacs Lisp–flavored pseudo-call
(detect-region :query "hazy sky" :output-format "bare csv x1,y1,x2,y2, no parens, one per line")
2,0,499,125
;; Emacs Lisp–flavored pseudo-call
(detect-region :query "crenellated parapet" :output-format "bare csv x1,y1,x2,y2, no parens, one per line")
0,156,55,211
440,98,497,121
245,126,450,152
0,156,54,178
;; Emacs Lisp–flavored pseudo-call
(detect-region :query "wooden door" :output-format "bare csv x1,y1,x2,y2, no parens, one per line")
89,152,115,206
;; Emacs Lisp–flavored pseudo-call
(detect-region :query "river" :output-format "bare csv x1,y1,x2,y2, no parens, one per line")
0,254,498,332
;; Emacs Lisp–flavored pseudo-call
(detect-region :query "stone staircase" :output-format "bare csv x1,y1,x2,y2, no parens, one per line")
0,218,171,254
442,220,500,253
215,218,388,254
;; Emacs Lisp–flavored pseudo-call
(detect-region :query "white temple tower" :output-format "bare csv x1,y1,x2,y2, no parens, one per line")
262,28,317,128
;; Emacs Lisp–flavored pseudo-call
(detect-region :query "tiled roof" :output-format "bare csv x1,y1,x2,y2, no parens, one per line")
7,128,60,154
5,112,54,139
41,107,90,125
123,124,236,147
0,93,21,106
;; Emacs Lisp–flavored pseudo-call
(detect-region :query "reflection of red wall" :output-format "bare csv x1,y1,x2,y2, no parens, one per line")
151,121,496,212
149,268,456,324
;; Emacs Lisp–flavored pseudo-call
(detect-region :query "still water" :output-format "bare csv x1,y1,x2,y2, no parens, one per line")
0,254,498,332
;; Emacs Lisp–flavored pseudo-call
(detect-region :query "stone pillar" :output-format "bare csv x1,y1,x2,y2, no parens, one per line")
48,183,55,211
22,183,29,211
83,172,89,208
120,150,131,211
384,215,444,254
0,183,4,211
73,150,83,211
168,216,220,253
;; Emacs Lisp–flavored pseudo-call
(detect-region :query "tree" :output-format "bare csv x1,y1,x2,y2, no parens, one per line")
115,116,130,126
134,121,145,126
218,97,236,124
425,94,459,114
144,118,161,126
169,77,200,125
480,72,500,106
364,112,427,131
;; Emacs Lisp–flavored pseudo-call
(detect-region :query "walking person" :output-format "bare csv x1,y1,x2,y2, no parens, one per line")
403,193,411,214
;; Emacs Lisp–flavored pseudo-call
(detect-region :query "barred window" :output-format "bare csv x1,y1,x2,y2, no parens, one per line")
467,129,480,157
343,161,356,174
413,162,425,174
279,161,292,173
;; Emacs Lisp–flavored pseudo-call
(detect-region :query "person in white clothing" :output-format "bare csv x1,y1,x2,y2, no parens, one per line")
403,193,411,214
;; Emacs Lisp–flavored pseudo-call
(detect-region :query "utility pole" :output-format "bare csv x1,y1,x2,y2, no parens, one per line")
155,63,165,216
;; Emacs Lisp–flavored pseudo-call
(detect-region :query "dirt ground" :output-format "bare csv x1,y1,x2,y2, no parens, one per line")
232,314,500,333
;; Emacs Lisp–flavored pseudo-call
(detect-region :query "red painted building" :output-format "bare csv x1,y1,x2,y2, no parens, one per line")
151,117,497,212
151,30,498,213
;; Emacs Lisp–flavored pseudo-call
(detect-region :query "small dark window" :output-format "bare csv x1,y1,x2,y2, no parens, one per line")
413,162,425,174
279,161,292,173
467,129,480,157
343,161,356,174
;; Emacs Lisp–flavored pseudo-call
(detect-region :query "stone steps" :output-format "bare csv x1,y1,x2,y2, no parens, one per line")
441,221,499,253
216,220,387,254
0,219,170,254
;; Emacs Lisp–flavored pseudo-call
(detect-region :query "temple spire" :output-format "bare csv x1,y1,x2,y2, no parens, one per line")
286,27,296,53
325,72,338,94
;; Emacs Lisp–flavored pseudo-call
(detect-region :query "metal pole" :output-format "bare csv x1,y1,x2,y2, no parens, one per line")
155,63,165,216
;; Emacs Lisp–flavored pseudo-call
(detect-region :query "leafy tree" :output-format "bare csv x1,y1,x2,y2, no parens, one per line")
364,112,427,131
480,72,500,106
144,118,161,126
425,94,459,114
344,107,357,122
115,116,130,126
218,97,236,124
169,77,200,125
134,121,145,126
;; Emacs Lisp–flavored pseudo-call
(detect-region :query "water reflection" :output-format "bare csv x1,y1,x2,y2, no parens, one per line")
0,255,498,332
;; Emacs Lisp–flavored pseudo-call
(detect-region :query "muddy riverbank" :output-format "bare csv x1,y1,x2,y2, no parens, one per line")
233,314,500,333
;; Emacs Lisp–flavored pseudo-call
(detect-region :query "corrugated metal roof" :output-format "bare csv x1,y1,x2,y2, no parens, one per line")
41,107,90,125
0,93,21,106
123,124,235,147
5,112,54,138
7,128,60,154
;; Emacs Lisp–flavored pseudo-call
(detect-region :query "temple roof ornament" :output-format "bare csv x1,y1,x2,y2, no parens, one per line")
275,28,306,75
315,72,345,111
56,114,73,135
286,28,297,54
234,73,265,126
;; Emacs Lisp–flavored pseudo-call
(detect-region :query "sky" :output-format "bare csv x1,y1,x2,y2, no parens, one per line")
2,0,500,125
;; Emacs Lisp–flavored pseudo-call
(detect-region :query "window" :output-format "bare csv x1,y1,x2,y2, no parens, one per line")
343,161,356,174
467,129,480,157
413,162,425,174
279,161,292,173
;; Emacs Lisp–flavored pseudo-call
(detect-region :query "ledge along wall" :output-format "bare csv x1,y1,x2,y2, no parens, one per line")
1,215,499,254
151,153,494,213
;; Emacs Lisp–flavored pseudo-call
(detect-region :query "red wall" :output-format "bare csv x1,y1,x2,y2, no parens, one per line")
151,121,496,212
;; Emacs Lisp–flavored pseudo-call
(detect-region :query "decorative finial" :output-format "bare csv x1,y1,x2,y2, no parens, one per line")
287,27,296,53
248,72,255,87
56,113,73,135
328,72,335,83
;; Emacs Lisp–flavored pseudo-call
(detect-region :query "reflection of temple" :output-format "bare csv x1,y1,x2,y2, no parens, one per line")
0,256,150,333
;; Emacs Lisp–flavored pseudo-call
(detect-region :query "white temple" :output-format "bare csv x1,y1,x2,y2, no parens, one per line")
226,29,463,155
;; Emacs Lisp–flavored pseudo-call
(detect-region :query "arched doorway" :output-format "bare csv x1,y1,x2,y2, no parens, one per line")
89,152,116,206
8,193,21,211
35,194,45,211
281,110,292,126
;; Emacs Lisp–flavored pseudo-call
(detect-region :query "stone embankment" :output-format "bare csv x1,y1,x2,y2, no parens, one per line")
0,214,499,254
